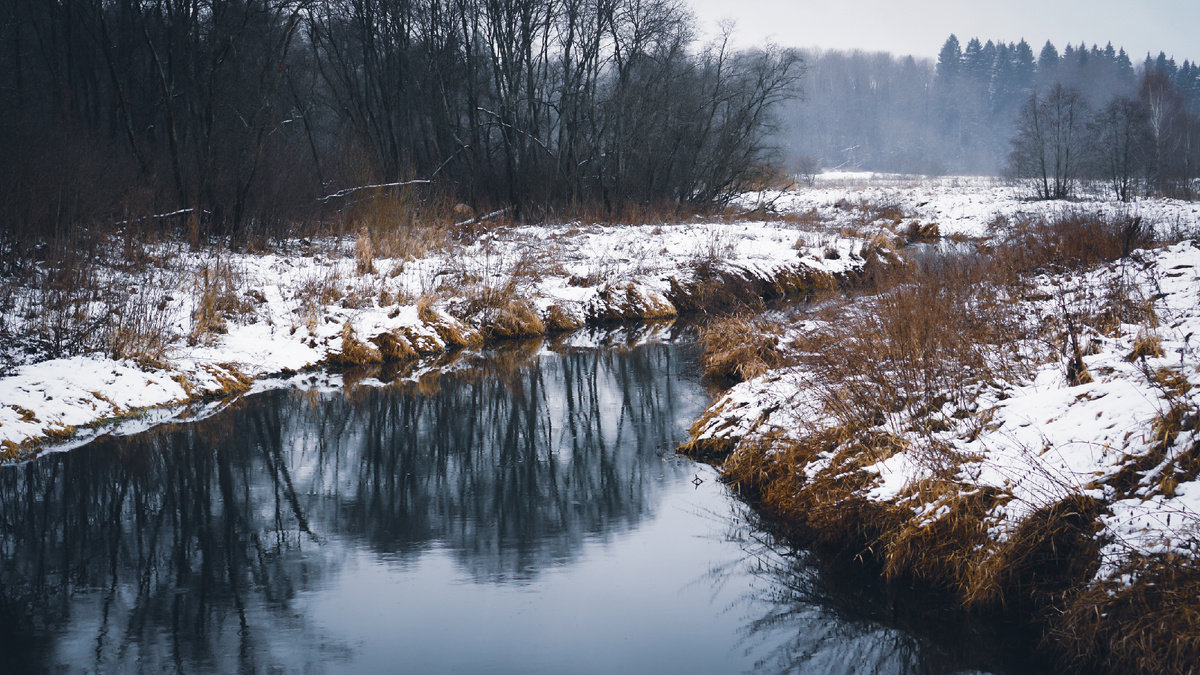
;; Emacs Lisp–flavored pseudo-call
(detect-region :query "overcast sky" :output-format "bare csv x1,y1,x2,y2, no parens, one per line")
688,0,1199,65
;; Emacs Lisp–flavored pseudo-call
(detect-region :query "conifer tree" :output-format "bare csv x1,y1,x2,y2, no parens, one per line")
937,34,963,83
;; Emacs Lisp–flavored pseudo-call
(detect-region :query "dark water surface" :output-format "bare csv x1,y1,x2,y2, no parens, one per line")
0,337,1032,674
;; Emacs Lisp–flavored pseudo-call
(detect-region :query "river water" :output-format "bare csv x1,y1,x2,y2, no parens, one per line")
0,333,1035,674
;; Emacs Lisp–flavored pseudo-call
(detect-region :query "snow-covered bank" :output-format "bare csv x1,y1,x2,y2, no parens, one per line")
683,201,1200,672
691,240,1200,573
0,220,869,457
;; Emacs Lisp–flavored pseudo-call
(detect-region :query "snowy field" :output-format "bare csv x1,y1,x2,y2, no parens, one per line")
739,173,1200,239
3,171,1199,504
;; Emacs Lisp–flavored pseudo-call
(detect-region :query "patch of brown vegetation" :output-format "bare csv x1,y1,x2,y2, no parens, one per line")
327,324,383,367
591,283,677,322
667,262,766,316
190,254,254,344
203,363,254,397
418,297,483,347
699,315,785,382
370,330,418,362
479,297,546,339
10,405,37,423
905,220,941,242
884,477,1005,590
543,304,584,332
1053,555,1200,675
964,495,1102,614
717,428,909,560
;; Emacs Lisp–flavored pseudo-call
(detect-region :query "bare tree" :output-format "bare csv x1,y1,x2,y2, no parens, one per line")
1008,84,1090,200
1090,95,1150,201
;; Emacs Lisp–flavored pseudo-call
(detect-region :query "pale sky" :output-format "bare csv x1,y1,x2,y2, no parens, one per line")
688,0,1199,65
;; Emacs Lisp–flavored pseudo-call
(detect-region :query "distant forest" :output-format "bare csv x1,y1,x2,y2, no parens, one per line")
0,0,802,247
4,2,1199,252
784,35,1200,184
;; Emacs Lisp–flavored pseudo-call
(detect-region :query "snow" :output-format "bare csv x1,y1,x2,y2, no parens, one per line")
693,239,1200,584
738,173,1200,239
0,217,864,454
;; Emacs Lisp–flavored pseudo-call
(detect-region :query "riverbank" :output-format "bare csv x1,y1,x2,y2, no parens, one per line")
0,217,871,459
682,197,1200,673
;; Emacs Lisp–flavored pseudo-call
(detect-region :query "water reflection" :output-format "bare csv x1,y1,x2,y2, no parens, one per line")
0,336,1031,675
725,512,1047,675
0,341,704,672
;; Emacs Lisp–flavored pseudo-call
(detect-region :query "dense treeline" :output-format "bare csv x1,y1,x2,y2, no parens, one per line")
0,0,801,250
1009,56,1200,200
785,35,1200,187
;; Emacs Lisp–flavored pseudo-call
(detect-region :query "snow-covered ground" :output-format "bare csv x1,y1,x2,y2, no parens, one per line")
0,219,865,456
690,235,1200,585
738,173,1200,239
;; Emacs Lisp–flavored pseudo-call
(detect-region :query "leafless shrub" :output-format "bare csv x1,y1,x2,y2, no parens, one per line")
190,254,253,344
105,276,175,368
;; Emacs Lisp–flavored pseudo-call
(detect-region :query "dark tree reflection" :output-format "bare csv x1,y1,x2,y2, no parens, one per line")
0,341,704,672
723,511,1051,675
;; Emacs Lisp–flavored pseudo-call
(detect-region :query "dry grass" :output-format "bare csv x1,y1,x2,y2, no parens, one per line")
327,323,383,367
905,220,941,243
683,207,1187,674
591,283,677,322
962,495,1102,614
1053,555,1200,675
417,296,483,347
993,212,1156,278
292,266,343,331
369,330,418,362
718,428,909,559
699,315,786,382
884,478,1004,589
190,254,253,344
667,262,766,316
355,229,375,275
799,254,1029,434
543,304,584,332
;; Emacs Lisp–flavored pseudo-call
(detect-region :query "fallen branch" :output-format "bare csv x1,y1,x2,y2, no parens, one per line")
113,207,208,227
318,179,432,203
455,206,514,226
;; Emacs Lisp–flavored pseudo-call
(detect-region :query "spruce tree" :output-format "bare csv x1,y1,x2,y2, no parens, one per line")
937,34,963,83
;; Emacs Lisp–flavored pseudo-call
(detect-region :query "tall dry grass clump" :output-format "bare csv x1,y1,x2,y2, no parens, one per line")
328,323,383,367
190,253,253,344
699,315,786,382
720,429,909,559
799,253,1030,436
991,211,1155,278
1052,556,1200,675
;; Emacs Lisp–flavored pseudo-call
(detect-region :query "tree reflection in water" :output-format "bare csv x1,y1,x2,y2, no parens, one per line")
721,507,1049,675
0,340,702,673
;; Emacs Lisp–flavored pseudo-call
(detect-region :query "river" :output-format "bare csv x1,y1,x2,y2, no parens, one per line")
0,332,1038,674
